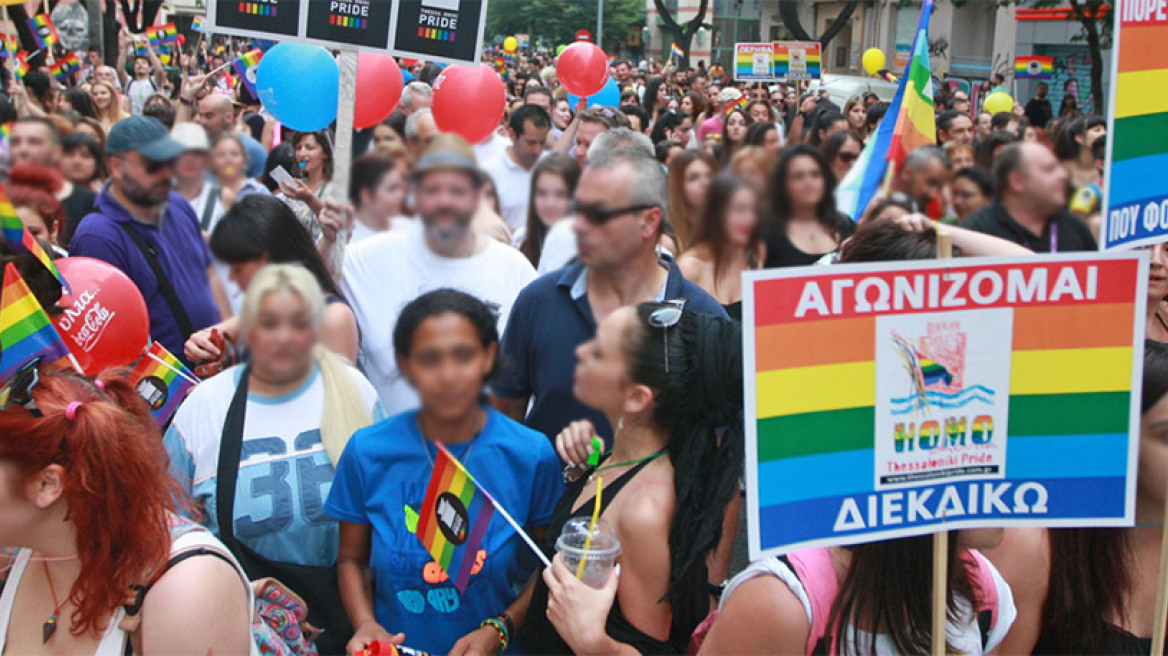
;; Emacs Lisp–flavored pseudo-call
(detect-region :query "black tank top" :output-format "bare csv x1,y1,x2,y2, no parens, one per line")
522,458,676,655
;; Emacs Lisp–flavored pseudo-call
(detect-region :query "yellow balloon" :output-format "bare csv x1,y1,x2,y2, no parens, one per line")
983,91,1014,115
504,36,518,52
862,48,886,76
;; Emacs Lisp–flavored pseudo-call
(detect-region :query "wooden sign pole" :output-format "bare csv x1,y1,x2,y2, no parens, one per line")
1150,477,1168,654
931,227,953,656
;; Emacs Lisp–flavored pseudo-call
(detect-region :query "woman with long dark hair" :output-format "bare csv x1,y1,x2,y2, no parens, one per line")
0,363,253,654
518,153,580,267
642,77,673,119
983,341,1168,654
523,302,742,654
59,132,109,194
678,174,765,320
667,150,717,252
764,144,854,268
184,195,359,365
277,130,336,241
720,108,753,167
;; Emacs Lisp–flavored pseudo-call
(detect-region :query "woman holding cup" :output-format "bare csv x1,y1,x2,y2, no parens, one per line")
520,302,744,654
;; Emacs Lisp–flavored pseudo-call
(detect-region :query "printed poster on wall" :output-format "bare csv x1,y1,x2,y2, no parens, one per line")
743,253,1148,559
1100,0,1168,249
208,0,487,64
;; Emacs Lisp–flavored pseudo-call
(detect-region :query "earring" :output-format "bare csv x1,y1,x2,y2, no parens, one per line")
616,416,624,438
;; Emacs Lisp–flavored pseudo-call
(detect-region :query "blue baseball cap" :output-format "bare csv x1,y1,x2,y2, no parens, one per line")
106,116,187,162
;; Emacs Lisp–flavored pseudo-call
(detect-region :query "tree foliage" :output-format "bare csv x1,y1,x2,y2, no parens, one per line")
486,0,646,53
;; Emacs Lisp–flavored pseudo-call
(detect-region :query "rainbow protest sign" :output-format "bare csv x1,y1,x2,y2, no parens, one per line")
416,443,496,592
734,42,774,82
744,253,1147,558
774,41,821,80
1100,0,1168,249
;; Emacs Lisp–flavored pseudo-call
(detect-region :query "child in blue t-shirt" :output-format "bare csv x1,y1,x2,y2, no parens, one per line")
326,290,563,656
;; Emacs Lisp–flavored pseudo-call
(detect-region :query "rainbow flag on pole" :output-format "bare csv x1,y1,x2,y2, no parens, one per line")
130,341,198,426
1015,55,1054,80
836,0,935,220
0,263,73,381
0,187,70,294
27,14,58,49
671,43,685,58
50,52,80,81
415,443,496,593
146,22,179,46
12,51,28,80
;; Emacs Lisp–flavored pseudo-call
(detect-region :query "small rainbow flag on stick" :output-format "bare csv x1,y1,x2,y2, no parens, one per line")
416,444,498,592
671,42,685,58
192,16,208,33
50,52,80,81
1015,55,1054,80
12,51,28,80
236,48,263,69
130,341,198,426
0,263,76,381
0,187,69,294
27,14,58,49
725,94,749,116
146,22,179,46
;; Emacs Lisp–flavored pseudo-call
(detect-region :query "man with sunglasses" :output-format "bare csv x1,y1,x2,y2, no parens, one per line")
493,148,727,449
71,116,229,367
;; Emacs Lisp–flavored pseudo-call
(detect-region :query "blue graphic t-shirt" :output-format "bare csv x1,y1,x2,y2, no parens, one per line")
164,364,384,566
325,409,563,655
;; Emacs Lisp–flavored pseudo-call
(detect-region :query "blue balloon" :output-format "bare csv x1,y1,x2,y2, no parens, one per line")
255,43,339,132
567,77,621,109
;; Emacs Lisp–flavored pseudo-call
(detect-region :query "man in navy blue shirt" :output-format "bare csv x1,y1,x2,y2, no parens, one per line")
71,116,227,366
493,147,727,447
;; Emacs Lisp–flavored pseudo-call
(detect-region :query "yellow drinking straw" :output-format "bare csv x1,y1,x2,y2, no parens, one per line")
577,476,603,580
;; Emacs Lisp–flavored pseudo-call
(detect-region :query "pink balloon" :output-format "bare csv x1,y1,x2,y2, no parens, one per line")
354,53,404,129
431,64,506,145
557,42,609,97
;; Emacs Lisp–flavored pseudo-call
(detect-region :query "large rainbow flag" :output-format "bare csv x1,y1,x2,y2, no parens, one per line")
836,0,936,220
129,341,198,426
415,443,496,592
744,254,1146,557
0,186,70,294
0,263,73,381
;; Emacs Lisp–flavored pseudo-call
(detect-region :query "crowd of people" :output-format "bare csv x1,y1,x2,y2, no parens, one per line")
0,28,1160,656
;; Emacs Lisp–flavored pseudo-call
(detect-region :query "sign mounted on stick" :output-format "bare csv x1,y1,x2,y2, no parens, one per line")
743,253,1148,559
208,0,487,64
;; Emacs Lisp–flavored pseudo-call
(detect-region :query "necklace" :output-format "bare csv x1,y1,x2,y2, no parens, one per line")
42,561,68,644
418,410,487,467
588,449,667,481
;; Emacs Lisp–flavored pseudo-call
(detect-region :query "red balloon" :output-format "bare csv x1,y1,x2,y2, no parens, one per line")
53,257,150,375
557,42,609,97
176,34,186,47
431,64,505,145
354,53,404,129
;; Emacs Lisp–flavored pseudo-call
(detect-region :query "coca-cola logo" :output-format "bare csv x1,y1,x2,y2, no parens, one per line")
57,289,96,331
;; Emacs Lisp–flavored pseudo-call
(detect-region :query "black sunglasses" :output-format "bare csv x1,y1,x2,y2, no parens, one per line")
575,203,657,225
0,356,43,417
647,299,686,374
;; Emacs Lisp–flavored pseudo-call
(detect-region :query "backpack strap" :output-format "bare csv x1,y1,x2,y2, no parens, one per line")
965,549,1000,649
116,221,196,339
786,548,840,656
199,185,220,231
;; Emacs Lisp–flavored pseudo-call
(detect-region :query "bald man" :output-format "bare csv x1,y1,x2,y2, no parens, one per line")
194,93,267,179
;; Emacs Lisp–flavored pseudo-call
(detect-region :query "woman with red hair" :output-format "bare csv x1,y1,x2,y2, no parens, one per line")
0,362,253,655
5,164,67,247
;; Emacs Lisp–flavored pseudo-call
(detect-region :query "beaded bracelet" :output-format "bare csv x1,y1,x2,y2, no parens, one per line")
481,617,510,653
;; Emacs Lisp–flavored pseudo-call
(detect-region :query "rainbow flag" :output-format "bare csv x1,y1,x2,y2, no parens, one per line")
0,263,73,382
0,35,16,60
0,123,10,142
12,51,27,80
50,52,80,81
671,43,685,58
0,187,69,294
1015,55,1054,80
725,94,749,116
836,0,935,220
415,443,496,593
130,341,198,426
146,22,178,46
27,14,57,49
192,16,208,33
236,48,263,69
233,49,263,96
745,255,1145,554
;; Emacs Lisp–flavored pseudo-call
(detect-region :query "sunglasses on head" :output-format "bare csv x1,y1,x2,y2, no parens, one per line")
0,357,44,417
647,299,686,374
575,203,656,225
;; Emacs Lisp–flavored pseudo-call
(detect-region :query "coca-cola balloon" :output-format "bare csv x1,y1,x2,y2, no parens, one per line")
556,42,609,97
431,64,506,144
53,257,150,375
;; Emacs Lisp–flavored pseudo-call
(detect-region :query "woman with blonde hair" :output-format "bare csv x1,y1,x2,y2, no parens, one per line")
667,149,716,252
88,81,127,133
165,263,384,655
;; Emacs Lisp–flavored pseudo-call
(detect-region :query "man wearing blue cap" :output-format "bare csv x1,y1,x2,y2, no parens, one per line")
71,116,228,366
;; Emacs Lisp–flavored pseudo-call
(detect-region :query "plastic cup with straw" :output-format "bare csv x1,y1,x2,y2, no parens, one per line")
577,436,605,580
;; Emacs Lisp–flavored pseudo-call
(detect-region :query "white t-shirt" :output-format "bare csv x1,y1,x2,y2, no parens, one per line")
125,77,158,115
483,149,539,232
720,553,1016,655
473,131,510,168
349,215,416,245
340,227,537,414
537,218,577,274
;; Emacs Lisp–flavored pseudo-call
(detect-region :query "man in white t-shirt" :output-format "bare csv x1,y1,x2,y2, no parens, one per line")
348,151,414,244
116,34,166,115
483,104,550,232
341,134,537,414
